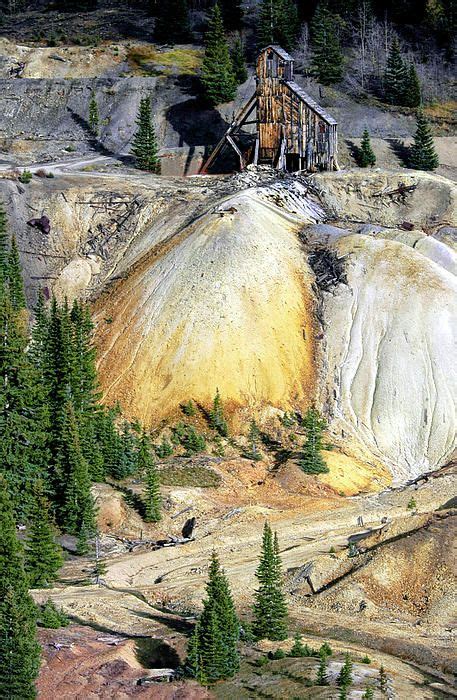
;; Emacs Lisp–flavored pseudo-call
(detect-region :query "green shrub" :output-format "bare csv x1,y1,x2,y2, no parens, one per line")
280,411,296,427
255,655,269,667
320,641,333,657
18,169,33,184
289,634,309,657
361,654,371,664
38,600,70,629
155,438,173,458
180,400,196,416
269,648,286,660
172,422,206,455
407,496,417,510
46,172,55,178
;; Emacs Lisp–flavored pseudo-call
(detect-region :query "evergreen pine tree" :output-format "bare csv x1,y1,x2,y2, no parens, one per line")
38,599,69,629
338,652,353,688
359,128,376,167
384,38,407,105
70,300,104,479
409,111,439,170
201,3,237,106
379,665,388,694
139,431,161,522
220,0,243,30
8,235,26,311
244,419,261,460
362,686,374,699
298,407,329,474
0,283,49,519
29,289,49,373
0,478,41,700
290,633,308,656
258,0,299,51
24,481,63,588
403,62,422,108
155,0,190,43
310,4,344,85
0,199,8,279
231,35,248,84
131,97,160,173
186,552,239,683
252,522,288,641
209,388,229,436
59,402,96,553
88,90,99,136
316,648,329,685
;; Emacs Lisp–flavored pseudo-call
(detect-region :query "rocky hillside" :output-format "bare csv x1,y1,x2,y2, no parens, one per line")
1,166,455,482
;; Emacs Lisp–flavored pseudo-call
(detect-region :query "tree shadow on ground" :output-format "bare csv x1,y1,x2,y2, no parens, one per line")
259,432,295,470
345,139,362,166
67,107,135,166
134,638,181,669
386,138,411,167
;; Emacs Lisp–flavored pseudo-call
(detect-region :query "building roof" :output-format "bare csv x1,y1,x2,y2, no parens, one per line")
261,45,294,62
286,81,338,126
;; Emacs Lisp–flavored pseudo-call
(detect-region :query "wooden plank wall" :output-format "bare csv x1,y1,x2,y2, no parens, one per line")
257,48,337,170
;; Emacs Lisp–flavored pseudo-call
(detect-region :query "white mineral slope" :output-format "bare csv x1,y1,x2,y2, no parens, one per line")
93,190,319,424
322,233,457,481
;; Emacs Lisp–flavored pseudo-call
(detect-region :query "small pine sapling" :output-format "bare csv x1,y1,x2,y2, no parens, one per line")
320,641,333,656
38,599,70,629
209,388,228,437
359,129,376,167
379,665,388,694
338,652,353,688
88,91,99,136
316,648,329,685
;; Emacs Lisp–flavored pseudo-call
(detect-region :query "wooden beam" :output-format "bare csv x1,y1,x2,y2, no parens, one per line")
199,93,256,173
226,134,245,170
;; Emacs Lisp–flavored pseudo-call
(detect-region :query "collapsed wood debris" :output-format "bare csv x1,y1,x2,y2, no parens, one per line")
307,247,348,291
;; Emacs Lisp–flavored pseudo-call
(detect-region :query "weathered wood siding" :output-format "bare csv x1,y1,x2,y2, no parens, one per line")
256,46,338,171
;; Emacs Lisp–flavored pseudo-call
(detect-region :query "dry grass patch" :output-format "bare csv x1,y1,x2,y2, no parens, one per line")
127,45,203,76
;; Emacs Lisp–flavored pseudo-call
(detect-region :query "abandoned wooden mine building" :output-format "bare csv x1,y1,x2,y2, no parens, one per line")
202,45,339,174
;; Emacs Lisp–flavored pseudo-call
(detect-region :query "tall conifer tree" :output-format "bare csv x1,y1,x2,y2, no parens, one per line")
311,4,344,85
403,63,422,108
8,235,26,311
139,432,161,522
59,402,96,553
0,199,8,279
0,284,48,519
131,97,160,173
0,478,41,700
409,111,439,170
187,552,239,683
201,3,237,106
252,522,288,641
298,407,329,475
24,481,63,588
231,35,248,84
384,38,407,104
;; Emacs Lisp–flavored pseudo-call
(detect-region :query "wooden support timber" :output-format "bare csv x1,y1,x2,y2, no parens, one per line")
200,45,339,174
199,93,256,173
